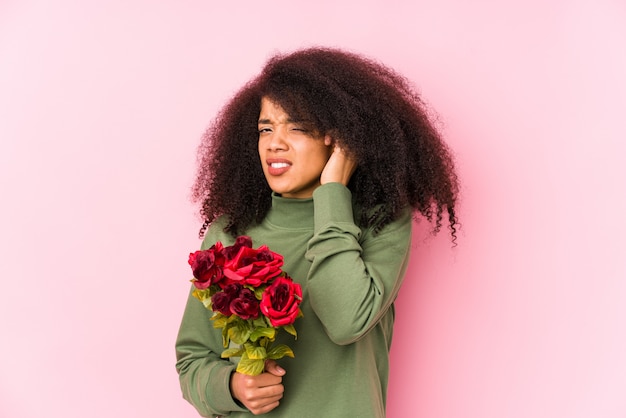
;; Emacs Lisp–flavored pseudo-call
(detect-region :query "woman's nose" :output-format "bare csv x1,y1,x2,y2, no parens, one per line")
267,128,287,151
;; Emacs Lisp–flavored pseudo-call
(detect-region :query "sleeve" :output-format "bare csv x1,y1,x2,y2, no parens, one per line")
305,182,412,345
175,231,248,417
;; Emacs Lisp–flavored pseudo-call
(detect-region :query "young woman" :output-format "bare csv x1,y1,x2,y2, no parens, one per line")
176,47,459,417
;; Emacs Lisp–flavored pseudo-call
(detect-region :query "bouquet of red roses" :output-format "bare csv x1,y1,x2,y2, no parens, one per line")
188,236,303,376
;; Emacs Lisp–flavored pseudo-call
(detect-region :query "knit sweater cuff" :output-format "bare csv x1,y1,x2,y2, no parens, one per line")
208,364,248,415
312,183,354,232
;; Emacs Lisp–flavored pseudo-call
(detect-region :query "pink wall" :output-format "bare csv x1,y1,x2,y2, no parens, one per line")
1,1,625,417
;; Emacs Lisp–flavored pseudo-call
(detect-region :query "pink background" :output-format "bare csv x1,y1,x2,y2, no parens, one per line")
1,1,625,417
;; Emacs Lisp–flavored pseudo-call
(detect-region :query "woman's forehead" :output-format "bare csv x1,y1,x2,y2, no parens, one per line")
258,97,310,124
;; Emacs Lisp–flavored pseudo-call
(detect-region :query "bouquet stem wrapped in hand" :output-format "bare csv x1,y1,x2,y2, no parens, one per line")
188,236,303,375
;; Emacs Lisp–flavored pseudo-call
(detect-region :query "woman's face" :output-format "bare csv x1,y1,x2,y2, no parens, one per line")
258,97,332,199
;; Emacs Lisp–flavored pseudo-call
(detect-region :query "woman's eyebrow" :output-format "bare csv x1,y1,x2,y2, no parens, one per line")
257,118,303,124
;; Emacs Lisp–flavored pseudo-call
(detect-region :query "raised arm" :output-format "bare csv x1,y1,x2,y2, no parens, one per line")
305,183,412,345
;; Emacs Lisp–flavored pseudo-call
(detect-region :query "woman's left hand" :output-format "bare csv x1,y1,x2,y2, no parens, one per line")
320,140,357,186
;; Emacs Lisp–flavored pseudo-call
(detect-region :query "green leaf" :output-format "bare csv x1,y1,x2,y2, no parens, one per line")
244,343,267,360
252,316,269,328
191,288,208,300
249,327,276,342
267,344,295,360
253,286,266,300
282,324,298,339
228,321,252,345
211,314,228,329
236,355,265,376
221,347,244,358
219,324,229,347
192,289,213,309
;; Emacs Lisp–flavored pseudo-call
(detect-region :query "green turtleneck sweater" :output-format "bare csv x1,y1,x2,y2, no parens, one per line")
176,183,412,417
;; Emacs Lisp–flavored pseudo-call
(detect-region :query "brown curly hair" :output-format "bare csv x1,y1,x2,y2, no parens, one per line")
192,47,459,241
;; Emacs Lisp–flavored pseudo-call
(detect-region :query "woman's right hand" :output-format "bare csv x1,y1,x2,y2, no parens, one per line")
320,141,358,187
230,360,286,415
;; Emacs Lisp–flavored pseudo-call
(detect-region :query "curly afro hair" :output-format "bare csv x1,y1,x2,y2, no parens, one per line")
192,47,459,241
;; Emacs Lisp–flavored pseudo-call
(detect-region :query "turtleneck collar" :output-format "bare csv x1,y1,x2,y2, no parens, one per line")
264,193,315,230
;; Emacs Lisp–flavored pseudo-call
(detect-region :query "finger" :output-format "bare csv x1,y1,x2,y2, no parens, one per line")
249,399,281,415
264,360,286,376
245,386,284,404
242,372,282,388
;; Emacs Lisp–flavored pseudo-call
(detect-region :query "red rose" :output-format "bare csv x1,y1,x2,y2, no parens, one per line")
260,275,302,327
211,283,242,316
223,245,284,287
230,288,260,320
188,242,225,289
223,236,253,260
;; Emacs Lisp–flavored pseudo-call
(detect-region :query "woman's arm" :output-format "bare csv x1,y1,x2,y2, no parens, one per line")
305,182,412,345
175,284,248,417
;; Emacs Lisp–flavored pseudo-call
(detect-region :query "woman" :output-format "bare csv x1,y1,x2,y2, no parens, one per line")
176,47,459,417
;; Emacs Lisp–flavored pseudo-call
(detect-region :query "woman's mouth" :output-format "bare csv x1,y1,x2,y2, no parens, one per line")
267,160,292,175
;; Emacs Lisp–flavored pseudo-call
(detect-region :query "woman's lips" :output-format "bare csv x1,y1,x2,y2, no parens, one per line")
266,159,292,176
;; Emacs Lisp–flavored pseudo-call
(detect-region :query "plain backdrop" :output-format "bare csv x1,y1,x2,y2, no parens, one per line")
1,1,625,417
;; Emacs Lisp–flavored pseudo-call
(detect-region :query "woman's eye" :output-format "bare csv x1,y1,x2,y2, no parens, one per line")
258,127,271,134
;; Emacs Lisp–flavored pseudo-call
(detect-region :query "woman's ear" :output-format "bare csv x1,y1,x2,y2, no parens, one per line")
324,134,333,146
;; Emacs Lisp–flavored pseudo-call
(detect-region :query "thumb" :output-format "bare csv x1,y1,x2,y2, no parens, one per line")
265,360,286,376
